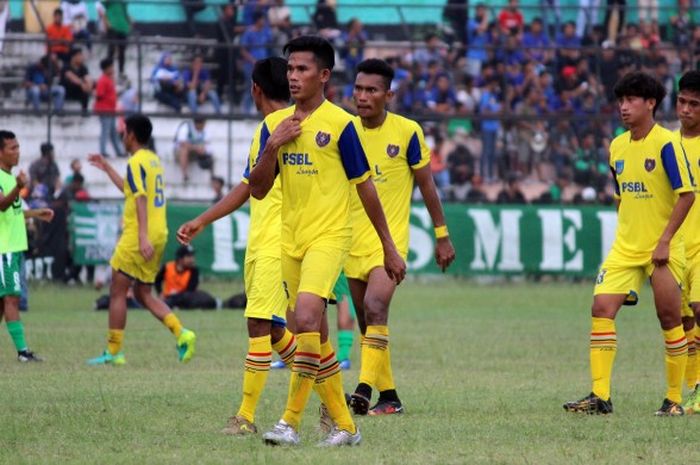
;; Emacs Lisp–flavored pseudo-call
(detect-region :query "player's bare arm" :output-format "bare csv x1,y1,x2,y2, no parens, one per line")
24,208,54,222
413,164,456,271
0,170,25,211
177,182,250,245
249,116,301,199
88,153,124,192
652,191,695,266
135,195,154,261
356,178,407,284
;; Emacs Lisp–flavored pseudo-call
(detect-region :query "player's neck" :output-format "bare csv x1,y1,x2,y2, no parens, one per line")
128,144,143,155
681,125,700,139
294,92,325,117
0,163,10,173
362,110,388,129
629,119,655,141
261,100,288,117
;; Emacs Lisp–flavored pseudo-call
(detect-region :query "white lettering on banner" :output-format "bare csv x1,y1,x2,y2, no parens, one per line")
408,206,434,270
211,211,249,272
468,209,523,271
596,211,618,261
538,209,583,271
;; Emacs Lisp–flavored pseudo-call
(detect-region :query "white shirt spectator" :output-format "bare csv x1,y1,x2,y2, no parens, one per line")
174,120,212,154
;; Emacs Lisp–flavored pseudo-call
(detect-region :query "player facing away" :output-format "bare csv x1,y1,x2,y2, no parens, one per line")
0,130,54,362
249,36,406,446
87,114,196,366
564,72,695,416
345,59,456,416
176,57,298,435
675,71,700,413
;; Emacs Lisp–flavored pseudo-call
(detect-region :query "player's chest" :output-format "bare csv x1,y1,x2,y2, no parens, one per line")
613,151,666,195
279,125,341,178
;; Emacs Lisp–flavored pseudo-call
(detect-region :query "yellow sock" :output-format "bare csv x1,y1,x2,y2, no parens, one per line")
686,326,697,390
314,340,356,434
237,335,272,423
162,313,183,338
695,331,700,387
590,317,616,401
281,332,320,430
272,328,297,368
359,325,389,388
107,329,124,355
663,325,688,404
375,330,396,392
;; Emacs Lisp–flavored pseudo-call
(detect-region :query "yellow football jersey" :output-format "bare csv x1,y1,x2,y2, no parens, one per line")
121,148,168,247
259,100,371,258
678,130,700,258
609,124,693,260
349,112,430,256
242,122,282,259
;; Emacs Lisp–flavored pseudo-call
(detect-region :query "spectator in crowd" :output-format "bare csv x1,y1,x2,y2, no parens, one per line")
427,73,458,115
313,0,340,39
498,0,524,35
447,143,475,201
576,0,601,38
514,86,548,178
540,0,561,39
456,74,481,112
0,0,7,54
670,0,693,47
496,173,527,204
103,0,131,80
556,21,582,70
466,3,490,77
60,0,91,51
548,118,578,177
428,132,450,198
239,11,272,111
572,130,607,186
60,48,92,114
95,57,125,157
340,18,367,80
174,117,214,182
604,0,626,43
466,175,489,203
522,17,552,64
183,55,222,114
215,3,239,99
211,176,225,203
155,245,217,310
46,8,73,63
151,52,184,112
637,0,658,25
442,0,468,45
478,78,501,183
64,158,82,185
242,0,269,26
411,32,448,69
267,0,292,52
24,55,65,113
181,0,206,36
29,142,61,197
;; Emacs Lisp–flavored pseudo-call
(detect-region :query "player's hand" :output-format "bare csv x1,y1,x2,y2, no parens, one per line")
652,240,670,267
384,246,407,285
435,236,456,272
268,115,302,148
88,153,110,172
139,235,155,261
176,219,204,245
15,170,28,189
35,208,54,223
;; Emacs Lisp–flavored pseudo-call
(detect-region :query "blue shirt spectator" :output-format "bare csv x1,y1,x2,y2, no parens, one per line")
240,12,273,74
479,85,501,132
522,18,551,63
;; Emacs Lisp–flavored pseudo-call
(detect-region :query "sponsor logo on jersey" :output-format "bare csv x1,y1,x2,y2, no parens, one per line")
282,153,313,165
387,144,400,157
644,158,656,172
315,131,331,147
621,181,648,193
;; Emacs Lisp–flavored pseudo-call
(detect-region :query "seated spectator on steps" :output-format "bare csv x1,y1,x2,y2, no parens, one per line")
173,117,214,182
182,54,222,114
60,48,93,113
496,173,527,204
24,55,65,113
151,52,184,112
155,245,217,310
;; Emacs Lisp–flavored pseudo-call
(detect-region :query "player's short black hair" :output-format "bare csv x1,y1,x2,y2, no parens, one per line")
679,71,700,96
0,130,16,150
356,59,394,91
100,57,114,71
613,71,666,115
124,114,153,145
283,35,335,71
252,57,290,102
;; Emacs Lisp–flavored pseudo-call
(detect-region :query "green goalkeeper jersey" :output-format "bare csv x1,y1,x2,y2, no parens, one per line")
0,169,27,254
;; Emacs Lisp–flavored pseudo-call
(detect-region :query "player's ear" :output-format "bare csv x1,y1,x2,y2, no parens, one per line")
385,89,395,102
319,68,331,84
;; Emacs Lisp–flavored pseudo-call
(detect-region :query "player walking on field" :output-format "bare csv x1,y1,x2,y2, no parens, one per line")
249,36,406,446
87,114,196,366
344,59,456,416
177,57,298,435
564,72,695,416
0,130,54,362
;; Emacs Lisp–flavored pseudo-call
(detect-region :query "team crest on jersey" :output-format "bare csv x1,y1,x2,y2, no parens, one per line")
387,144,400,157
615,160,624,175
315,131,331,147
644,158,656,172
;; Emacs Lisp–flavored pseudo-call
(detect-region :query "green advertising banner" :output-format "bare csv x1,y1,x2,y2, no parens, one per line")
70,202,618,277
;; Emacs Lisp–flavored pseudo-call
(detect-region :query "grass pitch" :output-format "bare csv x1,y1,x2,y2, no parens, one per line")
0,279,698,465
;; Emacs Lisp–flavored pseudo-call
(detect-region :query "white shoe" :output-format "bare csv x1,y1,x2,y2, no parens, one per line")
262,420,300,446
317,426,361,447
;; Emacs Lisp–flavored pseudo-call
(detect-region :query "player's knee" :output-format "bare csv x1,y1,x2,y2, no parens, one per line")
657,308,681,329
591,300,616,318
363,296,388,325
294,312,319,333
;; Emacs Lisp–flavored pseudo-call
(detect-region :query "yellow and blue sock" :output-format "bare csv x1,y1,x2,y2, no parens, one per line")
590,317,617,401
663,325,688,404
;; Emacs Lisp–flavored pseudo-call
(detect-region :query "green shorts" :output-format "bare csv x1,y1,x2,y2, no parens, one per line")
0,252,22,298
331,271,356,319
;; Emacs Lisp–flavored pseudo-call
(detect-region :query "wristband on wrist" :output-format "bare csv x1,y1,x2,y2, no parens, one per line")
434,225,449,239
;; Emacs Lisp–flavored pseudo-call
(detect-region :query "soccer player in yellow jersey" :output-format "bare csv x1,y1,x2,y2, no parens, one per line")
250,36,406,447
176,57,298,434
345,59,456,416
564,72,695,416
674,71,700,413
87,114,196,365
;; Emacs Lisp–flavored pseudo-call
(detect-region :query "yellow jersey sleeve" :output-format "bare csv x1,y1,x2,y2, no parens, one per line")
338,120,371,184
407,121,431,171
661,138,694,194
125,156,147,198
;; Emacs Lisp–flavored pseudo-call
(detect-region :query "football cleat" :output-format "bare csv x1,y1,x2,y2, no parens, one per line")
368,400,404,416
262,420,300,446
683,388,700,414
221,415,258,435
317,426,361,447
339,359,351,370
177,329,196,363
270,360,287,370
17,350,43,363
350,392,370,415
655,398,684,416
563,392,613,414
87,350,126,366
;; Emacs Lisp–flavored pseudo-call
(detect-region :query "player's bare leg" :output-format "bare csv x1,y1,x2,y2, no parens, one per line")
87,268,131,365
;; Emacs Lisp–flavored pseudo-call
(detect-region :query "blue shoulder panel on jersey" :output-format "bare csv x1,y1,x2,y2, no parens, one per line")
338,122,370,180
661,142,683,189
407,131,422,166
126,164,137,193
140,164,147,190
256,122,271,163
609,166,620,196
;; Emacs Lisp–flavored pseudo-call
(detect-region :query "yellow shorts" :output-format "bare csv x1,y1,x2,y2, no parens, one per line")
594,248,684,305
681,253,700,318
244,255,287,323
110,239,165,284
344,249,384,283
282,242,349,310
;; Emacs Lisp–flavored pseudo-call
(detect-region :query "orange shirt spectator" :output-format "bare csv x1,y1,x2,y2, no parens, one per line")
46,8,73,59
498,0,524,34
